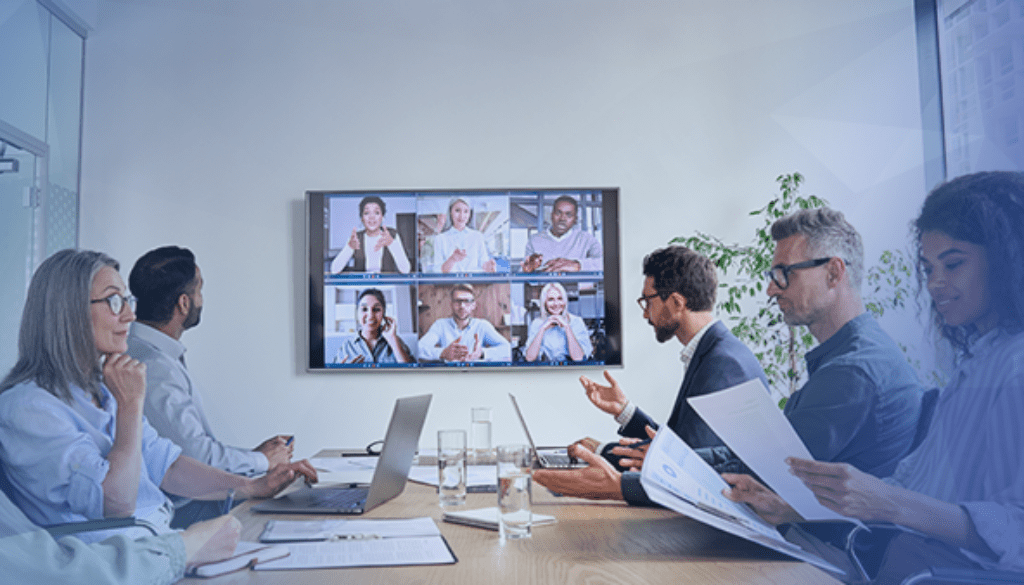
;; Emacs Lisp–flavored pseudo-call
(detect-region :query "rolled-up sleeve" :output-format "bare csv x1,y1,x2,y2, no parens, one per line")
0,389,110,523
139,418,182,489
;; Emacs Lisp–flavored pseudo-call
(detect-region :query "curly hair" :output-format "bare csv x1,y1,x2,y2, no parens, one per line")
913,171,1024,351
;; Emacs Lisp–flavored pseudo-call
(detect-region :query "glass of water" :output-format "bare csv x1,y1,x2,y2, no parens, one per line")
437,430,467,507
496,444,532,540
470,407,492,464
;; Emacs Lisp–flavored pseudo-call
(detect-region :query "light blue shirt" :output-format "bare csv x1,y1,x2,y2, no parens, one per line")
418,317,511,362
524,313,593,361
886,327,1024,572
0,381,181,543
334,333,413,364
429,228,492,273
127,323,268,477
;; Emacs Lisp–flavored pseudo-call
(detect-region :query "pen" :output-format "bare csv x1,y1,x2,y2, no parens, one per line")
222,489,235,515
284,435,294,447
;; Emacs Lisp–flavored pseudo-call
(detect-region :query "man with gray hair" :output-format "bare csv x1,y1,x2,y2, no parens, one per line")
703,207,924,478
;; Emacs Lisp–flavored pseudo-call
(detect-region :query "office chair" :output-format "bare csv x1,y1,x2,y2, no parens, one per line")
0,462,158,538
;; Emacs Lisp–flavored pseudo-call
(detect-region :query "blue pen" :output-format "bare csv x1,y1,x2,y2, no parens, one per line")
222,489,235,515
285,436,294,447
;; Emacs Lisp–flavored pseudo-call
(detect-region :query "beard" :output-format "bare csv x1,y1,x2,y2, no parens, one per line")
651,320,678,343
183,304,202,330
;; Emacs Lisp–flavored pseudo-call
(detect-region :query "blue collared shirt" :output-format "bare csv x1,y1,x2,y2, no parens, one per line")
0,381,181,542
784,312,924,477
418,317,511,362
334,333,413,364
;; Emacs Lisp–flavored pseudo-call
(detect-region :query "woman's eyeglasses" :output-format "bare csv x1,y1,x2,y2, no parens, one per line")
90,293,136,316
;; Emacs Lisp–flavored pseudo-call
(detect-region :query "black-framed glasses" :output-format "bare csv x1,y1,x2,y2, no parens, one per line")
636,291,670,311
90,293,136,316
764,257,832,290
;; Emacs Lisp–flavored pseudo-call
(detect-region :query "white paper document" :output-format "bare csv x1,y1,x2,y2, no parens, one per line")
255,517,455,569
687,379,850,522
254,536,455,570
260,517,441,542
640,426,842,573
308,456,378,486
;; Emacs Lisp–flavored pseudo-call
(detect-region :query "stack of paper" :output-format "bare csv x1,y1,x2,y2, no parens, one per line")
442,507,557,531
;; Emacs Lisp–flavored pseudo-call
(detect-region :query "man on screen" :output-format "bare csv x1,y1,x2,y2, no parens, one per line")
418,284,512,363
521,196,603,273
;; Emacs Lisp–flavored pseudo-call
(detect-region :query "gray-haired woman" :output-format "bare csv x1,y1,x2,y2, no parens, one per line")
0,249,317,543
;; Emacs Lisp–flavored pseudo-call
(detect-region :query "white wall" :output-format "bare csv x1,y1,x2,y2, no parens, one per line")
78,0,929,458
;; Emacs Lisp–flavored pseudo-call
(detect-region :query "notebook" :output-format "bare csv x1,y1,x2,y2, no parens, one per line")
252,394,431,514
508,393,586,469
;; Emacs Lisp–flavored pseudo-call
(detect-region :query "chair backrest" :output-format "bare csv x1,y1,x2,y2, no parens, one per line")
910,387,940,452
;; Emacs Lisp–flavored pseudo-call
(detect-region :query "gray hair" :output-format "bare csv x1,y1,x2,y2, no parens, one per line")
0,249,119,403
538,282,569,318
771,207,864,290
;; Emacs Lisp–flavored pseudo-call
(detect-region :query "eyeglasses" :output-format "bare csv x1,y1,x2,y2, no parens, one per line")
90,293,136,316
764,257,833,290
451,297,475,305
636,291,669,311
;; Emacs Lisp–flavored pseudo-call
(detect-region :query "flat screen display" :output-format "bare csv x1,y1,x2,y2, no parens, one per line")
307,188,622,371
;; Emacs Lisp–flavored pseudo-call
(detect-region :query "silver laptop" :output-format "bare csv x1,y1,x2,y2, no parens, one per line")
252,394,431,514
508,393,586,469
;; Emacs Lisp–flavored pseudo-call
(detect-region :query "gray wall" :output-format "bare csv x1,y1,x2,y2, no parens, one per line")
77,0,929,456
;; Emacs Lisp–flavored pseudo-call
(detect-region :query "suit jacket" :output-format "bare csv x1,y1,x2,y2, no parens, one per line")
617,320,769,506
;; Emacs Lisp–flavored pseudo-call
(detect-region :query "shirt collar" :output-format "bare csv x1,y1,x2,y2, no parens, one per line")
131,321,187,362
680,318,718,367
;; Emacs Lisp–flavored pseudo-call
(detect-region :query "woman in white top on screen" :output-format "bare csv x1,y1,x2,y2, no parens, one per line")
334,288,413,364
429,197,496,273
523,282,593,362
330,196,411,274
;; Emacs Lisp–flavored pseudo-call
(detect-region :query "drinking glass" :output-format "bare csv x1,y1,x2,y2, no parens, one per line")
437,430,467,507
496,443,532,540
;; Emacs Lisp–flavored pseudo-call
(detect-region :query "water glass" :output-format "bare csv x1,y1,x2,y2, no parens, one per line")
496,444,532,540
437,430,467,507
470,407,493,464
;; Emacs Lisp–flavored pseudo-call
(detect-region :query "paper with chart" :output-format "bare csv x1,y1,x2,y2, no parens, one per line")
687,378,851,522
640,426,841,573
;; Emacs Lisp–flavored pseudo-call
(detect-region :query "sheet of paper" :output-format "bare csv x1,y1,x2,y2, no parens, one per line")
308,456,378,485
254,536,455,569
407,464,496,488
640,427,842,574
260,517,440,542
687,379,849,522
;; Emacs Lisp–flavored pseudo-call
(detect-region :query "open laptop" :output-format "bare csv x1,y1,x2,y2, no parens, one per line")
252,394,431,514
508,393,586,469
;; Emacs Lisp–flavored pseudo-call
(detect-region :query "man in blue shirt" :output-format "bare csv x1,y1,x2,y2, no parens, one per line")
418,284,511,363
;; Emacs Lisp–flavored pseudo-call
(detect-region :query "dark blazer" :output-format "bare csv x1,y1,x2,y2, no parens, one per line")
342,227,402,273
616,320,769,506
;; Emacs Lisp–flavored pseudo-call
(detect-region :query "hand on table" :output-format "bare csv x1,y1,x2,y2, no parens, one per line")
532,443,623,501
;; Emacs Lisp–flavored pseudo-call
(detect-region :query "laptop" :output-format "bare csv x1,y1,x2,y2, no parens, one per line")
508,393,586,469
252,394,431,514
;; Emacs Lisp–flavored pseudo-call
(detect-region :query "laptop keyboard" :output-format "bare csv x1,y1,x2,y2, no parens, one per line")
310,487,368,509
540,453,578,468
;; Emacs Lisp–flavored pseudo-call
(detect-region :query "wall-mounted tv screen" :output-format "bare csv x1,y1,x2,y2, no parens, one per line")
307,188,622,371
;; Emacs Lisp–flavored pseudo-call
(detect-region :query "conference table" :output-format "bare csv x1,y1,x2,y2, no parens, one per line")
183,450,841,584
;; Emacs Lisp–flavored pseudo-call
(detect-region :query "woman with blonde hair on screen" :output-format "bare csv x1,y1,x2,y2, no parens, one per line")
523,282,593,362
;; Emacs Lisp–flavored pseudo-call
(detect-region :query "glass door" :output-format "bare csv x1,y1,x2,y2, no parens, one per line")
0,124,48,369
